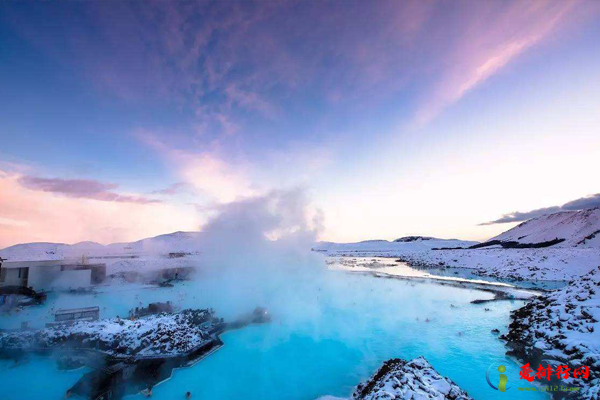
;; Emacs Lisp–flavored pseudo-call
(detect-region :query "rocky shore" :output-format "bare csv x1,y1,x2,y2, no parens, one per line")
319,357,473,400
501,267,600,399
0,309,219,358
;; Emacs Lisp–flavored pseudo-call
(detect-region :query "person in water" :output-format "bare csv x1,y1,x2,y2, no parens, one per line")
186,392,192,398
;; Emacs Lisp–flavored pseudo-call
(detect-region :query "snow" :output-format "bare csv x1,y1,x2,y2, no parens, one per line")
316,240,600,282
346,356,473,400
502,267,600,400
0,309,216,358
396,247,600,282
314,209,600,282
314,238,478,254
490,207,600,247
2,208,597,283
0,231,201,262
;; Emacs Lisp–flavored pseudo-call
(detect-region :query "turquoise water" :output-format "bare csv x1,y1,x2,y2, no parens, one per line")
0,271,547,400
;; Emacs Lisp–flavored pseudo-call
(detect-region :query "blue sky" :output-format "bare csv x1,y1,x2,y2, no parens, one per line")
1,1,599,247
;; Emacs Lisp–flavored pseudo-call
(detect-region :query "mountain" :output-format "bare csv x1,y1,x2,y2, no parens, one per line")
313,237,478,254
106,231,200,253
393,236,435,242
489,207,600,247
0,231,201,261
0,242,73,261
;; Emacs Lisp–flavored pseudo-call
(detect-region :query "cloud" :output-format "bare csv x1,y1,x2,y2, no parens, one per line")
0,170,201,248
480,193,600,225
8,0,597,135
561,193,600,211
413,1,586,125
137,130,256,204
151,182,190,196
18,175,160,204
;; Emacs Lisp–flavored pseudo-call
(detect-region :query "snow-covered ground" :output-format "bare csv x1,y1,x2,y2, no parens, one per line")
490,208,600,247
316,241,600,282
0,309,215,357
0,231,201,262
0,231,204,280
318,357,473,400
502,267,600,400
394,247,600,282
315,209,600,283
3,224,599,283
314,237,478,254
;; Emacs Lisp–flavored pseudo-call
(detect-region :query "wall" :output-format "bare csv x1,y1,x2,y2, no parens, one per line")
0,268,27,287
27,266,92,291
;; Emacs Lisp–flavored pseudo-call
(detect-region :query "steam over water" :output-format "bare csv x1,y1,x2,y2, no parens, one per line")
0,274,547,400
0,191,547,399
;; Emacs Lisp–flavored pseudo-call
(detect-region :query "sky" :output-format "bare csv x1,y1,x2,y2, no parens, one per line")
0,0,599,248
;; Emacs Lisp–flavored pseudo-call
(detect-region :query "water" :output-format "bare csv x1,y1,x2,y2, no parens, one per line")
329,256,567,290
0,270,548,400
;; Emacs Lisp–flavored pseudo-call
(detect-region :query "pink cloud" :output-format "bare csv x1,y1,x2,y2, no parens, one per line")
18,175,160,204
224,84,279,119
0,170,201,248
8,0,598,135
413,1,596,125
137,130,256,204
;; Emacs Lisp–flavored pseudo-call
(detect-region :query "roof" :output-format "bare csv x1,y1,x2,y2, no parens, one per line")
55,306,100,315
1,260,65,269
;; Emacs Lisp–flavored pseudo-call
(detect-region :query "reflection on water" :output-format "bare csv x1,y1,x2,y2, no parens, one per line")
329,256,567,290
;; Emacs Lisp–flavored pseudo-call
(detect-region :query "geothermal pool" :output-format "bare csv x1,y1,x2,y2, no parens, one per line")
0,268,547,400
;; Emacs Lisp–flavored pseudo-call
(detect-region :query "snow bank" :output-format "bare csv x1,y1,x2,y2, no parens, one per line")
341,357,472,400
502,267,600,399
317,238,600,282
0,309,216,357
398,247,600,282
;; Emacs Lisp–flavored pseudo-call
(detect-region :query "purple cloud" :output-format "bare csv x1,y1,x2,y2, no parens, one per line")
6,0,598,144
18,176,160,204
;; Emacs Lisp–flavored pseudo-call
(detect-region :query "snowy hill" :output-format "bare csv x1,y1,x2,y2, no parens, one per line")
313,238,478,254
0,242,74,261
393,236,435,242
0,231,201,261
490,207,600,248
106,231,200,254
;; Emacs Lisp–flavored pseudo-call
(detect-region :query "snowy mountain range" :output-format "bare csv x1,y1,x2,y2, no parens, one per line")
1,208,599,263
0,231,201,261
314,237,477,254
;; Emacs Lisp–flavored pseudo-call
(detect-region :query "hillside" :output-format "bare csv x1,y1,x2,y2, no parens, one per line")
314,237,478,254
0,231,201,261
490,207,600,248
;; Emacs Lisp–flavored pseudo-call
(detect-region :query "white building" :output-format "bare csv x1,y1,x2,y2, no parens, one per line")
0,259,106,291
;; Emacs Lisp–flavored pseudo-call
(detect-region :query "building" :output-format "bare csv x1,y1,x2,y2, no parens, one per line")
0,259,106,291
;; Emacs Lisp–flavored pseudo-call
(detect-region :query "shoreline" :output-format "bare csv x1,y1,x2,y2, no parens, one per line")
342,269,541,304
